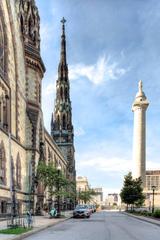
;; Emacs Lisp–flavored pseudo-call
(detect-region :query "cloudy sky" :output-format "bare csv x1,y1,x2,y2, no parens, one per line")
36,0,160,197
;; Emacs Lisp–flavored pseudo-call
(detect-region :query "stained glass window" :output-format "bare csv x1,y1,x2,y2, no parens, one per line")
16,153,21,189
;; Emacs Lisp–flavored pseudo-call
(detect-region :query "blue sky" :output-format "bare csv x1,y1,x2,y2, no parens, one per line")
36,0,160,197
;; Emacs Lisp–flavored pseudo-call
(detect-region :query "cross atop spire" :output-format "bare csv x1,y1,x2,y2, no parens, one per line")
61,17,66,25
61,17,66,36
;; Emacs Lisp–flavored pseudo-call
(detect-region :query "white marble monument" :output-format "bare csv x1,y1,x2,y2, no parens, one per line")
132,80,149,186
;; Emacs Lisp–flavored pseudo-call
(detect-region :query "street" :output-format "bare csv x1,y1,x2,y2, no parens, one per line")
24,211,160,240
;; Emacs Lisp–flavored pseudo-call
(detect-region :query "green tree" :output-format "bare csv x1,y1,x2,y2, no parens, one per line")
78,189,97,204
120,172,145,210
37,162,71,208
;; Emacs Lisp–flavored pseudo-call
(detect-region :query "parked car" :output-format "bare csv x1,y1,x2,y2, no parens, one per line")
73,205,91,218
88,204,96,213
87,205,94,213
92,205,97,213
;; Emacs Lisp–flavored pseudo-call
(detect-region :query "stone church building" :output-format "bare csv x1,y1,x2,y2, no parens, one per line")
0,0,75,216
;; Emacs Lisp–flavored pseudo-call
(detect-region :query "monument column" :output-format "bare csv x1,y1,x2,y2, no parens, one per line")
132,80,149,187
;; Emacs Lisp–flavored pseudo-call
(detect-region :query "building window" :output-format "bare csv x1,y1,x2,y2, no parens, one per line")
62,114,66,129
0,93,9,131
65,88,68,101
16,153,21,189
0,201,7,214
39,83,41,103
0,18,4,76
60,87,63,101
0,141,6,185
57,115,60,129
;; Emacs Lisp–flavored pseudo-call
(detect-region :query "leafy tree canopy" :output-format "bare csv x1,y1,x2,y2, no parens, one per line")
78,189,97,204
37,162,75,198
120,172,145,207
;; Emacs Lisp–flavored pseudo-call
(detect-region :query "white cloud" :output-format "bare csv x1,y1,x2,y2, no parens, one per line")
43,82,56,96
78,155,132,173
147,161,160,170
75,127,85,137
40,22,54,50
42,55,127,98
69,55,127,85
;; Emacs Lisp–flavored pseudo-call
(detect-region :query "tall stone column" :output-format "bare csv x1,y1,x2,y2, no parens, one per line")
132,80,149,187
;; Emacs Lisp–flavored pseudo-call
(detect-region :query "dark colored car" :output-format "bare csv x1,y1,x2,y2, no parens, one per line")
73,205,91,218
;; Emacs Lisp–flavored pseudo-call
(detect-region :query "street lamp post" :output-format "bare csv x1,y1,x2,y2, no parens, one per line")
151,185,156,213
9,132,17,225
57,164,61,217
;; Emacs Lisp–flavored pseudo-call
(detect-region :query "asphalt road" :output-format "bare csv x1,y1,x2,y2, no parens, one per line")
24,211,160,240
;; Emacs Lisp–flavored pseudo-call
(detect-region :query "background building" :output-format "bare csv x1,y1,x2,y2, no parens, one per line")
144,170,160,208
105,193,119,207
76,176,89,192
91,188,103,206
76,176,103,206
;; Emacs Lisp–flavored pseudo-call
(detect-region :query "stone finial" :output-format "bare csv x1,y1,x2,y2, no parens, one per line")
138,80,143,93
132,80,149,112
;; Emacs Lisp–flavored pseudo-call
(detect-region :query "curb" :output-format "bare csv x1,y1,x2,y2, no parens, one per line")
122,212,160,227
10,216,71,240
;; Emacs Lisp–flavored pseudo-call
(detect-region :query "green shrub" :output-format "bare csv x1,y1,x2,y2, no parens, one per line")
147,212,152,217
153,209,160,218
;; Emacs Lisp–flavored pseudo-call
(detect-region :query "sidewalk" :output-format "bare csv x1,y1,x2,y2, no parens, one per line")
123,211,160,227
0,211,73,240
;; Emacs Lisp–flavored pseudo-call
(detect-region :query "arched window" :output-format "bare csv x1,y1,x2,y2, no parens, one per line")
0,141,6,185
65,88,68,101
20,15,24,34
28,16,33,38
60,87,63,101
16,153,21,189
57,115,60,129
0,9,9,131
62,114,66,129
0,18,5,76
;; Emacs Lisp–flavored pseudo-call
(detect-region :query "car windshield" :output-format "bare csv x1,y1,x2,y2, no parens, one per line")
75,205,88,210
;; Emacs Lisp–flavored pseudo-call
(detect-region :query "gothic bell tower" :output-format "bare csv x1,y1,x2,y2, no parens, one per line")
51,18,76,180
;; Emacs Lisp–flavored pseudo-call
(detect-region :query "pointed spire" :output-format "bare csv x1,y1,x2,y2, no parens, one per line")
58,18,68,80
60,17,67,65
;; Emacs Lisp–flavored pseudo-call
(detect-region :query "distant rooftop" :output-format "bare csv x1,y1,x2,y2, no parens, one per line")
146,170,160,175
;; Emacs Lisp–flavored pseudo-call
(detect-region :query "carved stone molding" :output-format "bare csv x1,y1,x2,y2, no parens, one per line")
19,0,40,50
